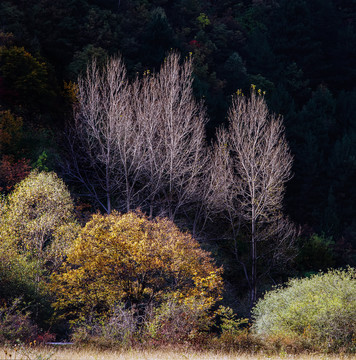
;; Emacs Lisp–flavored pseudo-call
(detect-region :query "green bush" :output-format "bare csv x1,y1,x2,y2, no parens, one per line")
0,224,39,305
0,171,78,330
252,268,356,352
0,170,79,269
212,306,253,352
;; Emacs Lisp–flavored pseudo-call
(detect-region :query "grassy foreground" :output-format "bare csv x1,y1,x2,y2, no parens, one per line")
1,347,356,360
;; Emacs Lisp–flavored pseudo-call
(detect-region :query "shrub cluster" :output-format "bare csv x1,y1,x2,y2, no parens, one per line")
0,299,38,343
1,171,355,354
252,268,356,352
71,300,214,349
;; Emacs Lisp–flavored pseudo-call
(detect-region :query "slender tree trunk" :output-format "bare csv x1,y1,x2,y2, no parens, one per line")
106,192,111,214
251,218,257,309
106,166,111,214
125,173,131,213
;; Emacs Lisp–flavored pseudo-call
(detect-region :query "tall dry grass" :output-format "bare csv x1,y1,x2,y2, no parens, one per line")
1,346,355,360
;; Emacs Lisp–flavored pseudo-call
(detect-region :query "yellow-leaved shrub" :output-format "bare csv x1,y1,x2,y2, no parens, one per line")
0,170,79,268
51,211,223,323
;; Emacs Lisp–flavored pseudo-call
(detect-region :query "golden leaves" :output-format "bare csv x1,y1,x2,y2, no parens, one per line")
51,211,224,321
0,171,79,266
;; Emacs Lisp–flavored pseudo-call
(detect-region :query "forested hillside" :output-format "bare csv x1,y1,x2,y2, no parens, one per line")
0,0,356,348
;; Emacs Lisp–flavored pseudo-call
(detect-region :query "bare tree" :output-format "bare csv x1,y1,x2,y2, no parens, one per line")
68,57,127,213
66,53,208,224
67,57,147,213
211,87,295,308
206,129,251,286
133,53,208,224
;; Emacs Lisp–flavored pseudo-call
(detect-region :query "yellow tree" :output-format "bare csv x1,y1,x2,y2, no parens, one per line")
0,171,79,270
51,211,223,322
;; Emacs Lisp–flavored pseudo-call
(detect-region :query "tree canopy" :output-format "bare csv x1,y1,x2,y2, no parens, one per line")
0,171,79,268
51,211,223,322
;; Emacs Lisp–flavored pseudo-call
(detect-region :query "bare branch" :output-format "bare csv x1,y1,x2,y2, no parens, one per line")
65,52,208,224
210,88,296,308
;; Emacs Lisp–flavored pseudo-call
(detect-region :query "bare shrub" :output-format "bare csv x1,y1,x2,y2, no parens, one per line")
143,299,212,346
71,305,137,348
0,299,38,344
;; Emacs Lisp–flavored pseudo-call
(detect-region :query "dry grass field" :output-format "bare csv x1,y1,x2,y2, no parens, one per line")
1,347,355,360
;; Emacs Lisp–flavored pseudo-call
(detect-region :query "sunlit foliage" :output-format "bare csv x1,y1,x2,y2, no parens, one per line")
51,211,223,322
252,268,356,352
0,171,79,268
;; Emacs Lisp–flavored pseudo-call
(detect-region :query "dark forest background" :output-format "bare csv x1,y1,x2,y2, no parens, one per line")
1,0,356,301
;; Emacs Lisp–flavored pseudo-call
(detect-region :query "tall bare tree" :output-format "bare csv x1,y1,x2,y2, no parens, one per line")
141,53,208,222
68,57,127,213
67,57,147,213
205,128,251,284
211,88,295,307
67,53,208,224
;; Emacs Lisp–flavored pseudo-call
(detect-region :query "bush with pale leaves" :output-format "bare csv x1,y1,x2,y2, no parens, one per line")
252,268,356,352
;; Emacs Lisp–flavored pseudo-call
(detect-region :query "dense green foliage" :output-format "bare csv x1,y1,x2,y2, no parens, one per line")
0,235,39,304
252,268,356,352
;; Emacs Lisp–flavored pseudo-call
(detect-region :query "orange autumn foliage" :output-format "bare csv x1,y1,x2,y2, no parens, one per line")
0,155,31,192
